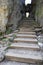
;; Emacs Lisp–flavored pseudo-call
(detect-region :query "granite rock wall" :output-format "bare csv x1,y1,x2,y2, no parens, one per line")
0,0,22,32
0,0,13,32
35,0,43,27
9,0,22,30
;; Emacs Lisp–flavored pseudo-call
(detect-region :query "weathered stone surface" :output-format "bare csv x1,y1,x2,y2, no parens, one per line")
0,44,7,62
18,31,35,34
14,38,38,43
5,49,43,63
16,34,37,38
9,0,22,30
10,43,40,51
0,38,12,61
0,0,13,32
0,50,5,61
35,0,43,28
38,35,43,50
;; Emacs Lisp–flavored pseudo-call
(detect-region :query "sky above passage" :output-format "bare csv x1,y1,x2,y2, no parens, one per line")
25,0,32,5
20,0,31,5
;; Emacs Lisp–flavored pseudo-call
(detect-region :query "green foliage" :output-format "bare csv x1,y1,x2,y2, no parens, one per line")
7,43,11,47
6,29,13,34
13,34,16,38
0,32,2,36
2,38,9,42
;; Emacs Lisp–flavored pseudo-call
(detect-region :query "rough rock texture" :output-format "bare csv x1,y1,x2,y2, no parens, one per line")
9,0,22,30
0,50,5,61
38,35,43,50
0,39,11,61
0,0,13,32
0,43,6,61
0,0,22,32
35,0,43,27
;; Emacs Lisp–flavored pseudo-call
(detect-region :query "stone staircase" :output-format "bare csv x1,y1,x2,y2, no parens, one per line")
19,17,40,29
5,25,43,64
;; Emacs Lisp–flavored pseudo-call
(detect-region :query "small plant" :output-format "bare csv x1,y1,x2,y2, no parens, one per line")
2,38,9,42
5,28,13,34
7,43,11,47
13,34,16,38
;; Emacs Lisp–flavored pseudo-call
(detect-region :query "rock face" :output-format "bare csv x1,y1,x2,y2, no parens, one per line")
0,0,22,32
9,0,22,30
38,35,43,50
35,0,43,27
0,0,13,32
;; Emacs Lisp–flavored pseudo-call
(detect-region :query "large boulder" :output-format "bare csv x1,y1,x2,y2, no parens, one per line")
0,0,13,32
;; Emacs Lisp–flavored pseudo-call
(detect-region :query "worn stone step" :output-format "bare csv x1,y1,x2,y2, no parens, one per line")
20,28,34,32
20,28,32,30
16,34,37,38
20,30,34,32
9,43,40,51
5,49,43,63
18,32,36,35
19,27,33,29
20,27,33,29
14,38,38,43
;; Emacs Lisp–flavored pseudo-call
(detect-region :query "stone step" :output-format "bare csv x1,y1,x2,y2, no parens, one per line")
14,38,38,43
18,32,36,35
19,26,33,28
22,20,34,22
20,30,34,32
16,34,37,38
9,43,40,51
19,28,34,31
20,29,34,32
20,28,34,32
5,49,43,63
22,25,30,28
